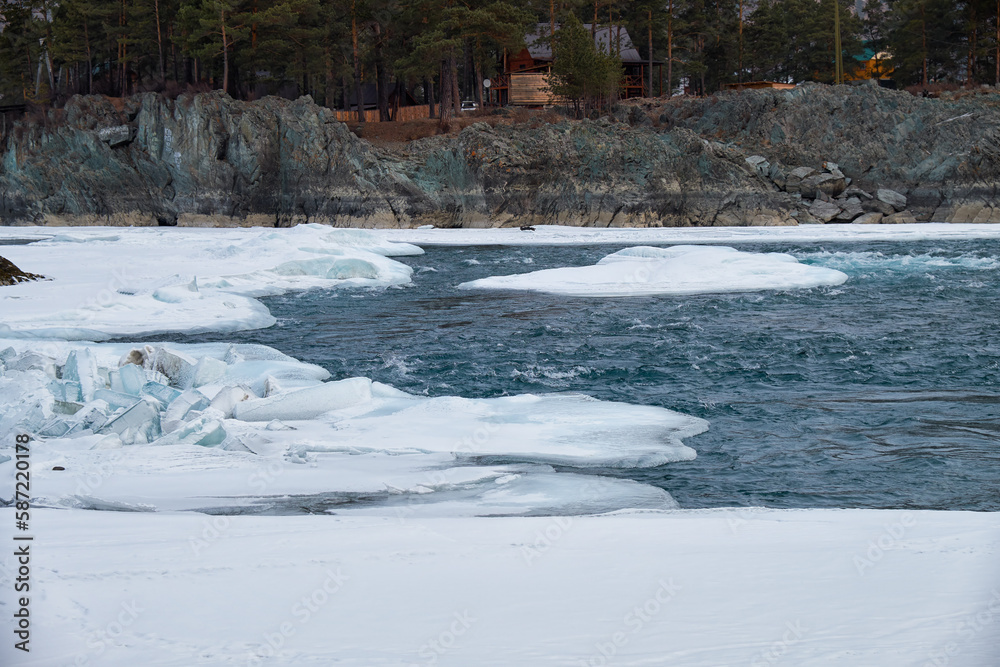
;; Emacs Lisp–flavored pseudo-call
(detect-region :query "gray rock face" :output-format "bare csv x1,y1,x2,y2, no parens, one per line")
0,93,798,228
6,83,1000,227
809,199,841,222
876,188,907,211
98,125,133,147
658,82,1000,222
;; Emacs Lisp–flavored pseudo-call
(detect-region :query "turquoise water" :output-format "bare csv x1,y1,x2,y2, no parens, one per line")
162,240,1000,511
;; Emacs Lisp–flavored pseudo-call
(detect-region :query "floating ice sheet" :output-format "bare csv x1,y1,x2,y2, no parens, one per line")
0,224,420,339
459,245,849,296
0,340,705,516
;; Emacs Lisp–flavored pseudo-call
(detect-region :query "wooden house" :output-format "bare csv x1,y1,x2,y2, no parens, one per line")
489,23,661,106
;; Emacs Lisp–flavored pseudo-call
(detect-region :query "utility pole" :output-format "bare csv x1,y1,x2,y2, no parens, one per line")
834,0,843,84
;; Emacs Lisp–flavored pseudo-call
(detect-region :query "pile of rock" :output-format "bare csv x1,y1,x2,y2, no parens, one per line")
0,256,44,286
746,156,917,224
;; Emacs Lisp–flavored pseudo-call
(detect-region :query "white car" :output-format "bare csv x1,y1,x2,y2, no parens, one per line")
460,101,479,112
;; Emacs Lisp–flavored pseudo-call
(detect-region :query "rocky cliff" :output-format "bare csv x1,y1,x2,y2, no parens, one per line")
3,82,1000,227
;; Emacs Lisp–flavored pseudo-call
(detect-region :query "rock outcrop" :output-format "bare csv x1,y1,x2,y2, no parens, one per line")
4,82,1000,227
656,80,1000,224
0,256,44,286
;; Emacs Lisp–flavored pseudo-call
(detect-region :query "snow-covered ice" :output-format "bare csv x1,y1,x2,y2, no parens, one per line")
378,222,1000,246
2,507,997,666
459,245,848,296
0,340,703,515
0,225,420,339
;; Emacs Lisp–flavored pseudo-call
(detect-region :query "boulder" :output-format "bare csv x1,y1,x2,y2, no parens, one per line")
843,185,872,200
809,199,842,222
800,172,847,199
853,212,884,224
784,166,817,193
863,198,897,215
876,188,907,211
834,197,864,222
884,210,917,224
745,155,770,176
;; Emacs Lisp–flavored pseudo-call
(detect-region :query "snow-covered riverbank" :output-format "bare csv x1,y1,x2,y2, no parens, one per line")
2,224,998,665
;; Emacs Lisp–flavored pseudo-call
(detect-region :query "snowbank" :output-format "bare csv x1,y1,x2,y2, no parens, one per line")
459,245,848,296
0,225,420,339
3,507,997,666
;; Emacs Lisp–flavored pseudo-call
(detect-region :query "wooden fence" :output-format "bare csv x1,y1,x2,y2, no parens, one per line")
334,104,430,123
509,73,558,106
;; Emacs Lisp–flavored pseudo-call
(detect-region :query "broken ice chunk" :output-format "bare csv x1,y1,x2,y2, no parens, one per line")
94,388,142,412
222,360,330,397
140,381,182,407
10,351,58,377
62,349,100,401
208,385,253,418
189,356,227,388
99,398,161,445
161,389,211,432
233,377,372,421
153,414,226,447
50,379,82,403
117,363,146,395
37,418,73,437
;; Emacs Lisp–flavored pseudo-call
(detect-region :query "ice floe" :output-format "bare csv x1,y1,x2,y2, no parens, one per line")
459,245,848,296
0,340,704,516
0,225,420,339
378,222,1000,246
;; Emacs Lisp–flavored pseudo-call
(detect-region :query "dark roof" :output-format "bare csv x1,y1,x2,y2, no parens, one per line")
525,23,645,64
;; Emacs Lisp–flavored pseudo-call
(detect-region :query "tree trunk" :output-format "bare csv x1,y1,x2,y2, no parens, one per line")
427,77,436,118
352,0,364,122
440,58,453,127
667,0,672,95
324,48,334,108
451,52,461,117
221,7,229,94
921,4,928,85
474,57,483,108
154,0,165,82
374,22,390,122
84,20,93,94
647,10,653,96
738,0,743,84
